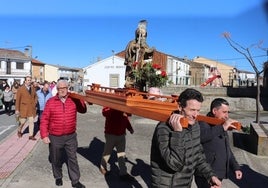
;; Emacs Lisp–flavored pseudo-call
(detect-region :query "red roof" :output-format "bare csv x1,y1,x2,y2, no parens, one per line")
0,48,29,60
31,59,45,65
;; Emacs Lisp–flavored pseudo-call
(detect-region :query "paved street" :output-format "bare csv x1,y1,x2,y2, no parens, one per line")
0,105,268,188
0,110,17,142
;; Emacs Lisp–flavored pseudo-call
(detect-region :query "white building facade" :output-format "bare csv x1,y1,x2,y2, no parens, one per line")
83,56,125,89
166,56,190,85
0,49,31,85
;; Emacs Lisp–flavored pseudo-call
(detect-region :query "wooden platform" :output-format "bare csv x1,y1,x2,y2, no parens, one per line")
69,84,241,130
70,84,179,122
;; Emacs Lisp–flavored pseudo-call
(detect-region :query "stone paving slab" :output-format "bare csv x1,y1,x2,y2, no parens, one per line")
0,106,268,188
0,126,40,179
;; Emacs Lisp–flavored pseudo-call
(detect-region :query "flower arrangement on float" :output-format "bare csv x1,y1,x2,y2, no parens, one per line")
132,61,168,89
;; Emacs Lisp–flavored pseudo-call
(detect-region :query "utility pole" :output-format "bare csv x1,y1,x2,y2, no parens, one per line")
24,45,32,76
112,50,115,64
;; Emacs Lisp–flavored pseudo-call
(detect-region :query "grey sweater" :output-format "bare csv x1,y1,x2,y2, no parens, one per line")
3,90,14,102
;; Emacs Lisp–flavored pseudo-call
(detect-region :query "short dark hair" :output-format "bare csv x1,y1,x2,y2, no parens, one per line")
24,75,32,80
178,88,203,108
210,98,229,112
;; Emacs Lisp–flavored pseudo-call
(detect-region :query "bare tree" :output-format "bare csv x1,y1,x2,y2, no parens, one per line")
222,32,265,124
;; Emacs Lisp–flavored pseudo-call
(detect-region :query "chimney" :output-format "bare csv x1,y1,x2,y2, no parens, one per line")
24,48,29,57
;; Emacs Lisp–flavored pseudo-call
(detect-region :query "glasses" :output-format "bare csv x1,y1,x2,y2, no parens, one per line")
57,87,68,90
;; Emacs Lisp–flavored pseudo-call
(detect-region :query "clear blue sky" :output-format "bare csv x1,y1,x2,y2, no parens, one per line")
0,0,267,72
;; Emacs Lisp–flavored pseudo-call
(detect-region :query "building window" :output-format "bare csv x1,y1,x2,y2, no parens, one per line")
109,74,119,87
16,62,24,69
40,67,43,76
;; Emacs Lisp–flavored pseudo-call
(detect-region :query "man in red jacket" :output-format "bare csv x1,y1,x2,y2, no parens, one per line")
100,107,135,181
40,79,87,188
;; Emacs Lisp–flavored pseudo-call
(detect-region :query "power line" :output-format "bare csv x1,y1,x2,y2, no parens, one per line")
0,45,31,50
216,54,267,62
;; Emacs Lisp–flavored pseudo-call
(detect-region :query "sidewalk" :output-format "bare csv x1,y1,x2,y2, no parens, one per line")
0,106,268,187
0,129,40,179
0,111,40,180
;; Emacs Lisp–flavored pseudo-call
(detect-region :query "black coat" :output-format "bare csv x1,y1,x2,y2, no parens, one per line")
197,121,241,179
151,121,215,188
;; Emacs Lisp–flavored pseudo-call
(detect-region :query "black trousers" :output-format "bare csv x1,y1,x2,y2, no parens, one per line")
4,101,12,114
49,133,80,185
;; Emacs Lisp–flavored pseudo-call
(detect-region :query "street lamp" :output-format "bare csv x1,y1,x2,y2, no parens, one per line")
112,50,115,64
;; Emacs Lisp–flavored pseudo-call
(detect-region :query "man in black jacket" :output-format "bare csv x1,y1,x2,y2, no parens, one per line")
150,88,222,188
194,98,242,188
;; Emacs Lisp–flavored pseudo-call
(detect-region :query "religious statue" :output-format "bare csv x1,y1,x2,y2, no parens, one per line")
124,20,155,90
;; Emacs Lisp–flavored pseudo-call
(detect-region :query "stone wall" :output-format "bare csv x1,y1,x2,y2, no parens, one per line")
163,86,268,156
162,86,263,112
249,122,268,156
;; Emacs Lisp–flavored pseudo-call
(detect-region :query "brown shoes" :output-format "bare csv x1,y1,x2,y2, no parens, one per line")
18,132,36,140
29,136,37,141
17,131,22,138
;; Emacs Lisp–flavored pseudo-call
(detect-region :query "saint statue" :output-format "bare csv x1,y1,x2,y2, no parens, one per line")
124,20,155,90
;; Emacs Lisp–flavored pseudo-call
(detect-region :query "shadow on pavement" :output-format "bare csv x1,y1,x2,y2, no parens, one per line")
229,164,268,188
77,137,150,188
232,132,268,187
77,136,104,167
127,158,151,188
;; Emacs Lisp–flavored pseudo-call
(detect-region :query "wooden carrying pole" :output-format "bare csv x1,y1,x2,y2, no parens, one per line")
69,84,241,130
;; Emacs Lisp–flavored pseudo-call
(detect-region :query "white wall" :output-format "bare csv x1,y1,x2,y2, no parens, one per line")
44,64,59,82
83,56,125,88
166,57,189,85
0,60,31,85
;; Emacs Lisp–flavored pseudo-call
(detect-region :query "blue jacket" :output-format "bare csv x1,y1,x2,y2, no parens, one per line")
36,88,52,111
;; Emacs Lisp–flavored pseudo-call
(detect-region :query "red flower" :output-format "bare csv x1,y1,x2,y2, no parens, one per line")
152,63,161,70
132,61,139,68
161,71,167,77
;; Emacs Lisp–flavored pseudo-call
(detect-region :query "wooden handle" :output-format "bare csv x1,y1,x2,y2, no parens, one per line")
180,118,189,128
230,122,241,130
196,115,224,125
196,115,241,130
179,115,241,130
